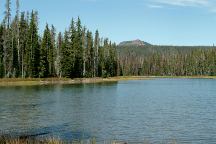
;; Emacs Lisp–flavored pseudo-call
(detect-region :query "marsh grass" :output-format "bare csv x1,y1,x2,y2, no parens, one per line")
0,135,179,144
0,76,215,87
0,76,150,87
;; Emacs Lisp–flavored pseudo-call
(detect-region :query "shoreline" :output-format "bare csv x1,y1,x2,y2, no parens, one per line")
0,76,215,86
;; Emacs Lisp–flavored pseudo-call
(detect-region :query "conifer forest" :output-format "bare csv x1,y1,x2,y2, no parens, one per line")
0,0,216,79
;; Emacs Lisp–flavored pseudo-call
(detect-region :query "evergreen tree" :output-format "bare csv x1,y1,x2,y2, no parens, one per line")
49,25,56,76
12,35,19,77
86,30,94,77
61,30,73,77
98,38,104,77
69,19,76,78
11,18,19,77
27,11,40,77
5,0,11,29
56,32,63,77
16,0,20,18
73,17,83,78
3,26,13,78
103,38,110,77
19,12,28,78
3,0,12,77
108,42,118,76
82,27,87,77
40,24,51,78
94,30,99,77
0,25,4,78
15,0,20,77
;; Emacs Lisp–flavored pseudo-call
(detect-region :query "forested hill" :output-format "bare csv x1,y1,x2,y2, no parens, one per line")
117,42,214,56
117,41,216,76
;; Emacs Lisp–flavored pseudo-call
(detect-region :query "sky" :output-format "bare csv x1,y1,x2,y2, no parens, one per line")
0,0,216,46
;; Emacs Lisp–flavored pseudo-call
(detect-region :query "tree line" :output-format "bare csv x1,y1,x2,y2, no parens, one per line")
118,45,216,76
0,0,118,78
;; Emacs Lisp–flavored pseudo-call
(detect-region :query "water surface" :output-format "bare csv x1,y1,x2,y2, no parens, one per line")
0,79,216,143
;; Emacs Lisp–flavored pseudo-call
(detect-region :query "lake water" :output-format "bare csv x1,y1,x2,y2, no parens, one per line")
0,79,216,143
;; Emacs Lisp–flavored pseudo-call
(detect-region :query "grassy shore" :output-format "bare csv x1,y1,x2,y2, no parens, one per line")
0,137,98,144
0,76,151,87
0,76,215,87
0,136,178,144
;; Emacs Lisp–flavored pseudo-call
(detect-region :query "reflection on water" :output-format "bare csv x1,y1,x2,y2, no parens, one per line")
0,79,216,143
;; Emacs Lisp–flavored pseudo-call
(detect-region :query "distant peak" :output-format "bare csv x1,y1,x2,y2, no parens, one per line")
119,39,151,46
134,39,142,42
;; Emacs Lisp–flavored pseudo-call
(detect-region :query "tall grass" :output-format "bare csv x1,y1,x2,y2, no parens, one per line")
0,135,178,144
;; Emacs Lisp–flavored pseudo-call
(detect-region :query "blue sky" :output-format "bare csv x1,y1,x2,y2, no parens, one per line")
0,0,216,45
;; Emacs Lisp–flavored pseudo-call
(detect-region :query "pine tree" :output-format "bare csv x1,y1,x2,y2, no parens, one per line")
11,19,19,77
16,0,20,18
49,25,56,76
109,42,118,76
19,12,28,78
27,11,40,78
98,38,104,77
5,0,11,29
56,32,63,77
40,24,51,78
3,0,12,77
15,0,20,77
69,19,76,78
61,30,73,77
12,36,19,77
103,38,110,77
73,17,83,78
0,25,4,78
86,30,94,77
94,30,99,77
82,27,87,77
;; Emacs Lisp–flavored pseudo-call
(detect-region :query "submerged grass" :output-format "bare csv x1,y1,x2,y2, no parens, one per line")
0,136,99,144
0,137,63,144
0,136,178,144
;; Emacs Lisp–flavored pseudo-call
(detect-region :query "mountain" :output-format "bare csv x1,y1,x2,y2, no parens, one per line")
118,39,151,46
117,40,213,57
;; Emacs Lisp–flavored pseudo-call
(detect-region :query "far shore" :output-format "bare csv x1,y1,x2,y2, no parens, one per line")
0,76,215,86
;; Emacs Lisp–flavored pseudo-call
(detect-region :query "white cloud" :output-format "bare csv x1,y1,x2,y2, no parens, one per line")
148,4,163,8
80,0,99,2
147,0,216,13
209,8,216,13
154,0,209,7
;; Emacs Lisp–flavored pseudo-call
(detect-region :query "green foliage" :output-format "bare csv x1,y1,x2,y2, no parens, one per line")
61,31,73,78
26,11,40,78
0,0,119,79
86,30,94,77
56,32,63,77
11,18,19,77
50,25,56,76
73,17,83,78
118,45,216,76
12,33,19,77
40,24,51,78
0,25,4,78
94,30,99,77
3,26,13,77
19,12,28,78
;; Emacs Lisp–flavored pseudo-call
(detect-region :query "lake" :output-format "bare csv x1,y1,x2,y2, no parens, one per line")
0,79,216,143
